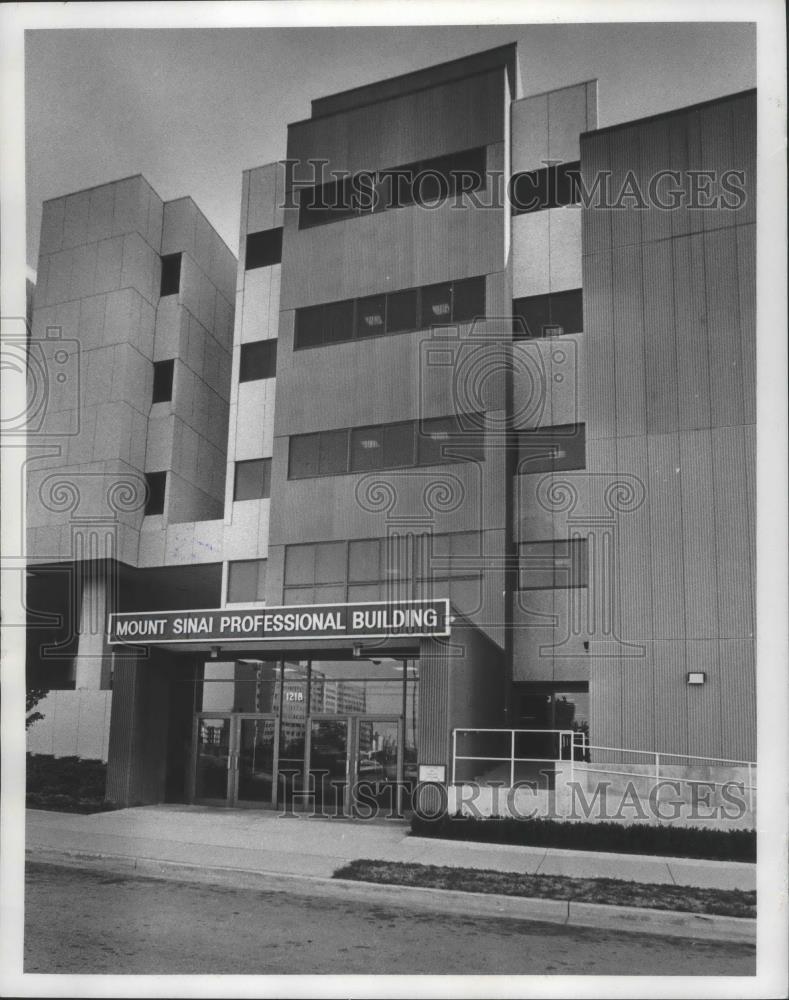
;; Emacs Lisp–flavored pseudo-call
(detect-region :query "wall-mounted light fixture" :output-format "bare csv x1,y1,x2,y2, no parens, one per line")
687,671,706,685
210,645,221,659
352,643,362,658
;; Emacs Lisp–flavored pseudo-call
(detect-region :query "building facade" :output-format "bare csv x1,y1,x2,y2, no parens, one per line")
25,44,756,816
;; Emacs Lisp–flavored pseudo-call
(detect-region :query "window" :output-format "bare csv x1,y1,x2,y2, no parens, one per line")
233,458,272,501
299,146,487,228
283,541,346,605
239,340,277,382
518,538,588,589
418,415,484,466
516,424,586,474
144,472,166,516
245,228,282,270
513,289,583,339
152,359,174,404
289,414,484,479
294,277,486,350
160,254,181,296
511,161,581,214
227,559,267,603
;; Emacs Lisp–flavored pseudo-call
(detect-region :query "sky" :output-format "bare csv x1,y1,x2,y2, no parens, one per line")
25,21,756,271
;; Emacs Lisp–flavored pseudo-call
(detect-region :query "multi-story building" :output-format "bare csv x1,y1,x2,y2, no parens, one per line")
25,44,755,817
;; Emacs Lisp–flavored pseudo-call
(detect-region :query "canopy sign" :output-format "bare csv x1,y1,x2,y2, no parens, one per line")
108,598,450,645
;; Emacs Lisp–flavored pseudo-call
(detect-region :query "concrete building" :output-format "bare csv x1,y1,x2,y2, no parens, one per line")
26,44,756,819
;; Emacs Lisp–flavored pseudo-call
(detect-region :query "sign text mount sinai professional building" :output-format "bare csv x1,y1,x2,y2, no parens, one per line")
25,43,756,816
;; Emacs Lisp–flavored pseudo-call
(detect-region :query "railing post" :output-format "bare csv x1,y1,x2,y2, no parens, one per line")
747,761,754,816
452,729,457,785
655,752,660,787
510,729,515,789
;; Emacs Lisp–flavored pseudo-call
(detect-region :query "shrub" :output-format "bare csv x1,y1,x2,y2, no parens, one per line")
26,754,107,803
409,814,755,862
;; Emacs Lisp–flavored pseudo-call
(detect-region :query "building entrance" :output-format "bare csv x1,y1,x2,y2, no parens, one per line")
193,712,278,807
188,656,419,816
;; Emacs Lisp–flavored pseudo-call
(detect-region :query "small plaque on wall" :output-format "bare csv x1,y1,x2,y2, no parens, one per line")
418,765,446,783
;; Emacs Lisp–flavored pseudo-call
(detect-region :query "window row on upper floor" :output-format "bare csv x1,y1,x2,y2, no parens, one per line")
298,146,487,229
295,275,485,350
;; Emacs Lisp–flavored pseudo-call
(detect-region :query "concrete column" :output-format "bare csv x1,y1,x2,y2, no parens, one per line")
73,560,114,689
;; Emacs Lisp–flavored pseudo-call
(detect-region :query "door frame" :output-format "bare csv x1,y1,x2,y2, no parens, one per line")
191,711,280,808
306,713,404,817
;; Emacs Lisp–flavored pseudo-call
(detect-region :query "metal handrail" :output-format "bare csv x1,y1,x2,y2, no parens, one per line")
451,728,757,810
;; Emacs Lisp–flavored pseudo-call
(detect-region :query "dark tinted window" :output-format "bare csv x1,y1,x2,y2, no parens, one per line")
350,426,385,472
144,472,166,516
245,228,283,269
289,434,320,479
356,295,386,338
152,359,174,404
453,276,486,323
227,559,267,602
160,254,181,296
234,458,271,501
421,283,452,327
239,340,277,382
516,424,586,474
386,289,418,332
513,289,583,339
383,422,415,467
319,429,348,475
511,161,580,214
295,306,324,349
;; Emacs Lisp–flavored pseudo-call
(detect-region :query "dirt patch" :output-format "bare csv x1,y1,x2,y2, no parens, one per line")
333,859,755,918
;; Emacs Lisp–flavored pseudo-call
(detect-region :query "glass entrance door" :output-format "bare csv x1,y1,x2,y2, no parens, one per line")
193,713,278,807
194,715,232,804
307,717,349,814
235,715,278,807
355,717,403,816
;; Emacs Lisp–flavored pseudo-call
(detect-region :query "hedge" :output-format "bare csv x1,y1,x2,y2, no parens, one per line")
26,754,115,813
409,814,755,862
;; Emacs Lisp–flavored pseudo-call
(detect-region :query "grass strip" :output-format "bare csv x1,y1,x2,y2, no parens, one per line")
333,859,755,918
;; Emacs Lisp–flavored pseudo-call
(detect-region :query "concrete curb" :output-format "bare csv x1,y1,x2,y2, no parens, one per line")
27,847,755,944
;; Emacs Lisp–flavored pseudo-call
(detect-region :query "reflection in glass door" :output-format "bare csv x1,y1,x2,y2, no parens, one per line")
194,715,232,804
308,718,349,814
355,718,402,816
235,716,277,807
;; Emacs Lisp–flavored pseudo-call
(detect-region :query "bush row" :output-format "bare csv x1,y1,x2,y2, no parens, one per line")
26,754,106,802
410,814,755,862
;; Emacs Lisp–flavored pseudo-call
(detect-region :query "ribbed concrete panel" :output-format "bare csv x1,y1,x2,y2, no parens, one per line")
514,474,555,542
699,98,734,233
673,234,712,431
666,114,691,238
608,126,641,249
580,133,610,255
704,227,744,427
246,163,281,234
234,380,274,461
282,186,504,309
590,661,622,753
711,425,753,639
240,265,274,344
685,640,721,758
510,92,548,173
548,84,589,163
512,590,555,682
612,245,646,438
647,433,685,639
678,429,719,639
642,240,679,434
652,640,688,756
742,421,756,625
615,435,653,642
418,637,451,768
620,645,655,753
511,212,550,298
548,208,582,292
718,639,756,761
288,69,506,185
736,223,756,424
729,96,756,227
638,117,673,244
584,251,615,440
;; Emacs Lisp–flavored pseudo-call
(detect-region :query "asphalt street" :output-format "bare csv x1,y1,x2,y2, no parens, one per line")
24,861,755,976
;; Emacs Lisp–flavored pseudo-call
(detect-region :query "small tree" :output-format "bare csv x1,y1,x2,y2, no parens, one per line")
26,688,48,730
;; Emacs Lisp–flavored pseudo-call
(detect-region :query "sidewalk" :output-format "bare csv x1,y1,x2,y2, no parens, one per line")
25,804,755,891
